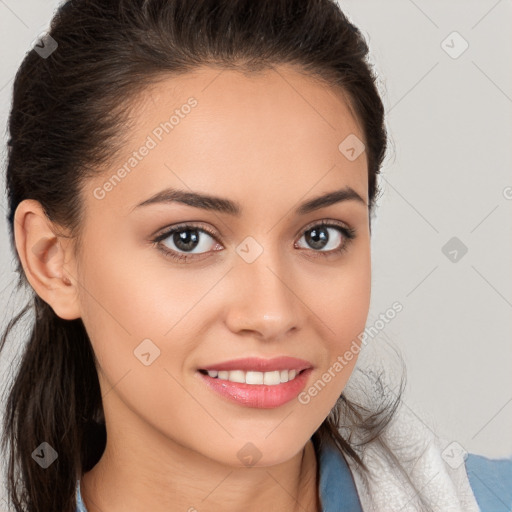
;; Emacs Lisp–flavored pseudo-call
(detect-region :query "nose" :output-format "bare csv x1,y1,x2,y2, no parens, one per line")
223,247,303,341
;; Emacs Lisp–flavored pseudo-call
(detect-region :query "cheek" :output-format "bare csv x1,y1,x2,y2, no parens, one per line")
300,247,371,405
78,232,193,337
76,242,201,426
77,233,220,393
76,238,169,373
312,245,371,345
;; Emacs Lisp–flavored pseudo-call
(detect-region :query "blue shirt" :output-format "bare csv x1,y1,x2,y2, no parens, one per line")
75,441,512,511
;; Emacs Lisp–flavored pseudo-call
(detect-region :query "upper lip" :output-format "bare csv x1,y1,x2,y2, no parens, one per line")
200,356,313,373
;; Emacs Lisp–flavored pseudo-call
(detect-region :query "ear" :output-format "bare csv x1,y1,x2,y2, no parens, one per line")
13,199,81,320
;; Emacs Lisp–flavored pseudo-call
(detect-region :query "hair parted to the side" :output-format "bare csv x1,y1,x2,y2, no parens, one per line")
1,1,406,510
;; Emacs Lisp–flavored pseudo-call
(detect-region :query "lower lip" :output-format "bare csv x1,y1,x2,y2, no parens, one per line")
197,368,313,409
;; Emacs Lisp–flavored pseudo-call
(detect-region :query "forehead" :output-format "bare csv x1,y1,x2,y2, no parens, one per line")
84,64,368,216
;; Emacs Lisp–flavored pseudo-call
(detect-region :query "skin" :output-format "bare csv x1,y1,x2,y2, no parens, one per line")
14,64,371,512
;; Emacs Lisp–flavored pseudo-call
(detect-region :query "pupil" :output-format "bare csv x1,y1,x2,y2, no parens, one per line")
307,227,328,250
174,229,199,251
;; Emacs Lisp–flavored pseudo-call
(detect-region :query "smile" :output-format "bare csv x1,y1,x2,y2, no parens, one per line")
198,368,305,385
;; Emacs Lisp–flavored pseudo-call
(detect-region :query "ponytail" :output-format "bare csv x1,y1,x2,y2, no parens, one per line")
1,295,105,511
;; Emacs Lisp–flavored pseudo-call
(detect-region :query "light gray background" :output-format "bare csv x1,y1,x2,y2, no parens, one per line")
1,0,511,504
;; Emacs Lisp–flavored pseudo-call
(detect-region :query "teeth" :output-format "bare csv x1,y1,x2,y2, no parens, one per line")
206,369,301,385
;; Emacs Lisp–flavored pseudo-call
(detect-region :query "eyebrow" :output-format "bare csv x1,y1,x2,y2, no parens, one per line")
132,185,367,216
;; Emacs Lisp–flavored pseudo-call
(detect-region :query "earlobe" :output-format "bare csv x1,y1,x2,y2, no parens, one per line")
13,199,81,320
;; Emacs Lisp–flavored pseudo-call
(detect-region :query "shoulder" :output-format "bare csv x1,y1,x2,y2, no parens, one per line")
465,452,512,511
341,400,482,511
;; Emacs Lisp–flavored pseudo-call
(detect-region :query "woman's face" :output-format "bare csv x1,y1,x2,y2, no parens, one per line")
74,64,371,467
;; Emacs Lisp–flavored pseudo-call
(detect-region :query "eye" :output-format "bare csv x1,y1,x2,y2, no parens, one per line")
151,219,357,264
295,220,356,257
152,223,222,263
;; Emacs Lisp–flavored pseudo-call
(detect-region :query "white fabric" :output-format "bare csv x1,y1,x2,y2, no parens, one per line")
343,402,480,511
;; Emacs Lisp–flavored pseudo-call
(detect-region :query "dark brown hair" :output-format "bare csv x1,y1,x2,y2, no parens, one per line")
1,1,405,510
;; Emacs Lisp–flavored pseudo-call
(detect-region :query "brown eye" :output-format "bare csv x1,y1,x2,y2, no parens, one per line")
152,224,222,263
165,228,203,253
302,225,339,250
295,221,356,255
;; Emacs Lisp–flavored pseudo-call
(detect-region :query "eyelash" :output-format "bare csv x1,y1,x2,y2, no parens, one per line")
151,219,357,264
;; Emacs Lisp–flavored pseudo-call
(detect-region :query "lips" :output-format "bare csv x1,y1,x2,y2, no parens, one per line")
197,367,314,408
199,356,313,373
